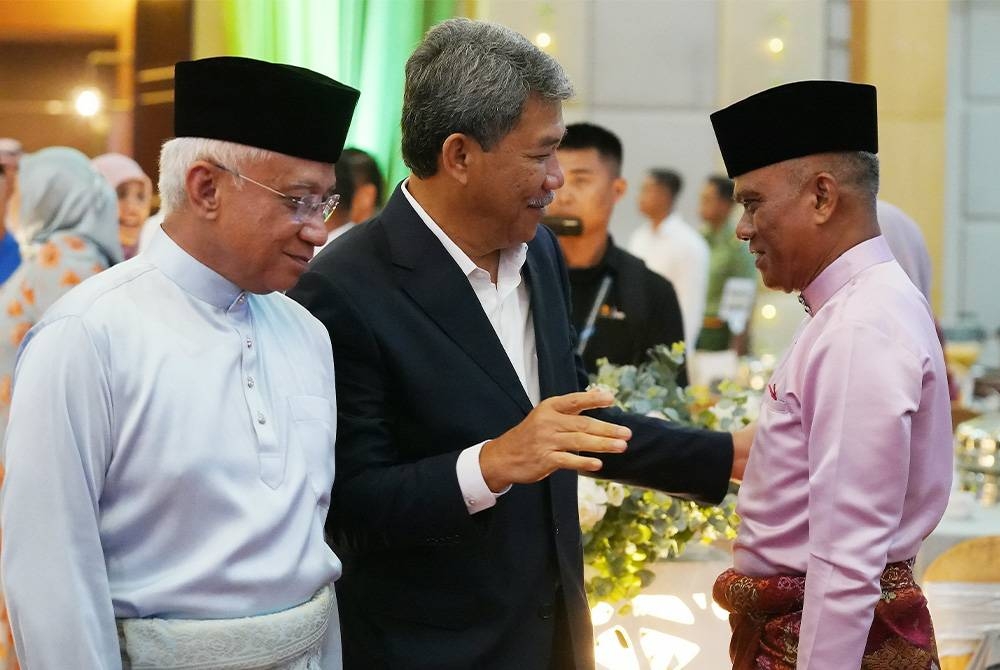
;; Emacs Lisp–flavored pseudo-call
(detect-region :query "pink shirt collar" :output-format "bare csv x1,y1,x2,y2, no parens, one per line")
799,235,893,315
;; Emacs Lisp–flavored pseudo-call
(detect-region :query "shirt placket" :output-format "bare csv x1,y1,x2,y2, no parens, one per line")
230,292,283,488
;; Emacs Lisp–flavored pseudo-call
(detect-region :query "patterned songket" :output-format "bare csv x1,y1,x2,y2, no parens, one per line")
713,560,940,669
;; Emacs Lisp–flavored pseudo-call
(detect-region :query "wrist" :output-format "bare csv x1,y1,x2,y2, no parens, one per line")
479,439,512,493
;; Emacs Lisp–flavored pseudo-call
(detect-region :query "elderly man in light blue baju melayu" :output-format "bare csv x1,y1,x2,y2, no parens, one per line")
1,56,358,669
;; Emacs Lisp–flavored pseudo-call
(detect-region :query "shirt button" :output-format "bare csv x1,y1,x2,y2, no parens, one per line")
466,497,477,507
256,411,266,425
237,294,246,304
246,337,253,349
247,376,255,389
537,603,554,620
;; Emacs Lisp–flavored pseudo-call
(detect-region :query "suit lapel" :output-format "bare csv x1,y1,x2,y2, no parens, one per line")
382,187,533,414
524,232,567,400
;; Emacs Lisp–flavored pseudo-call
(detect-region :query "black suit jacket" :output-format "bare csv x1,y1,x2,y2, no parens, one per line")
288,186,733,670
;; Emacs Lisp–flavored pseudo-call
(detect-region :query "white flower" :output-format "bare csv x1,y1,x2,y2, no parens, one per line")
605,482,626,506
578,477,609,532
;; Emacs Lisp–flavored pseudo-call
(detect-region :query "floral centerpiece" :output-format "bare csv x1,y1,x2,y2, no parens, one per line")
581,343,749,610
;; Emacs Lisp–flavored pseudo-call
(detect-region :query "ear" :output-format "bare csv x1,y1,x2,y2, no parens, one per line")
611,177,627,204
439,133,477,186
811,172,838,224
185,161,222,220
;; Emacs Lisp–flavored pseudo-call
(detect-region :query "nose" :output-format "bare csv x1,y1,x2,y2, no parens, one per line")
544,155,564,191
735,211,753,242
298,217,328,247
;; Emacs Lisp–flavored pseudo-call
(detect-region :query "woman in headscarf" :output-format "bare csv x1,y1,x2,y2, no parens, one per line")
0,147,122,438
91,152,153,260
0,146,121,668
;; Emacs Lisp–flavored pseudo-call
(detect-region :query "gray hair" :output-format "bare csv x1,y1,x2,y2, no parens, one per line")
835,151,880,203
401,18,574,178
157,138,277,216
790,151,879,205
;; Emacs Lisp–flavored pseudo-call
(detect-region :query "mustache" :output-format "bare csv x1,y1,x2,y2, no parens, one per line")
528,191,555,209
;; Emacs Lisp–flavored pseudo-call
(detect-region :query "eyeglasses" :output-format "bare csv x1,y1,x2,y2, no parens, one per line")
211,162,339,224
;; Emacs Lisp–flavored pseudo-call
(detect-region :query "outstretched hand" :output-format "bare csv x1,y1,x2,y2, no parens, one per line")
479,389,632,492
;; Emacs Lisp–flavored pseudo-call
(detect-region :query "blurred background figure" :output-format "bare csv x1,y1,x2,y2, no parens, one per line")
0,147,122,442
878,199,959,401
696,174,756,354
0,140,25,287
877,199,932,302
318,147,384,251
627,167,709,351
0,140,22,167
548,122,687,381
91,153,153,260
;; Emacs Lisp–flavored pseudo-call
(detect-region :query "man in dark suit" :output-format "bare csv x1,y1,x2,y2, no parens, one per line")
289,18,750,670
548,122,688,380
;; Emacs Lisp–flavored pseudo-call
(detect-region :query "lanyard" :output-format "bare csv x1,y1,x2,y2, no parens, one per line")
576,274,613,356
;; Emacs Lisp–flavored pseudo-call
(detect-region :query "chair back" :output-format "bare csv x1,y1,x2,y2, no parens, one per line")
924,536,1000,670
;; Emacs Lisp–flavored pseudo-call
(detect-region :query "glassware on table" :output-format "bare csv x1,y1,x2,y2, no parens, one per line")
954,412,1000,507
943,314,987,407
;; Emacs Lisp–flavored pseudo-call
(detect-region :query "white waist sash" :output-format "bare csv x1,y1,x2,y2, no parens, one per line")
118,585,336,670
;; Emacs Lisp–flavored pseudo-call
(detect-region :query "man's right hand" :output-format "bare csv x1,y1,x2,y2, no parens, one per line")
479,389,631,492
730,422,755,482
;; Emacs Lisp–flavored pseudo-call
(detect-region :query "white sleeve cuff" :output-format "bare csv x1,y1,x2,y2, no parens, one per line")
456,441,511,515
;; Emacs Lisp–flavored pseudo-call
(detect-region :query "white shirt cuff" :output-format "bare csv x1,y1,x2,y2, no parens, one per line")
456,441,511,515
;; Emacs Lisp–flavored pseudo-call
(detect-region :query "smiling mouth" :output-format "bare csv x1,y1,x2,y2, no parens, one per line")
286,252,312,265
528,192,555,209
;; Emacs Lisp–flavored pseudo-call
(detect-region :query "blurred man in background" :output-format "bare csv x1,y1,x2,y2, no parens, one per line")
548,122,686,380
695,174,755,354
627,167,709,350
319,147,384,250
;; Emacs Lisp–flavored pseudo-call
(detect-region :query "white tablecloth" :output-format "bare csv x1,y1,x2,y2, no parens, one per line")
593,545,732,670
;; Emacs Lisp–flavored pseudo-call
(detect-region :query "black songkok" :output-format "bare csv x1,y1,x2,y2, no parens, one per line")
710,80,878,178
174,56,360,164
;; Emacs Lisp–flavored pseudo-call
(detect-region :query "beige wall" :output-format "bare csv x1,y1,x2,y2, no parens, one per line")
718,0,827,105
853,0,949,312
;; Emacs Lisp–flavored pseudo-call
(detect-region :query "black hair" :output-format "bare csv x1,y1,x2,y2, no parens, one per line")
560,122,623,176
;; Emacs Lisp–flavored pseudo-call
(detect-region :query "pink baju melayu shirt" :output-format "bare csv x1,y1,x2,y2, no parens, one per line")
733,235,953,669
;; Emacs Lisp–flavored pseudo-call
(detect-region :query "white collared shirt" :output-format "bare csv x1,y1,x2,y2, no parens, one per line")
2,229,341,667
401,182,538,513
627,211,710,349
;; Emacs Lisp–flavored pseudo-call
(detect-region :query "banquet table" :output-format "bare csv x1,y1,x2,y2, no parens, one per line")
592,544,733,670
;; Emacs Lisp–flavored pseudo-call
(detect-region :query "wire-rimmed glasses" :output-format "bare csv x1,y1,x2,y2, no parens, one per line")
211,162,339,224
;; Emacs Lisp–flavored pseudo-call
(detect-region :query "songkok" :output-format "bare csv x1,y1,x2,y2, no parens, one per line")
710,80,877,178
174,56,360,164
